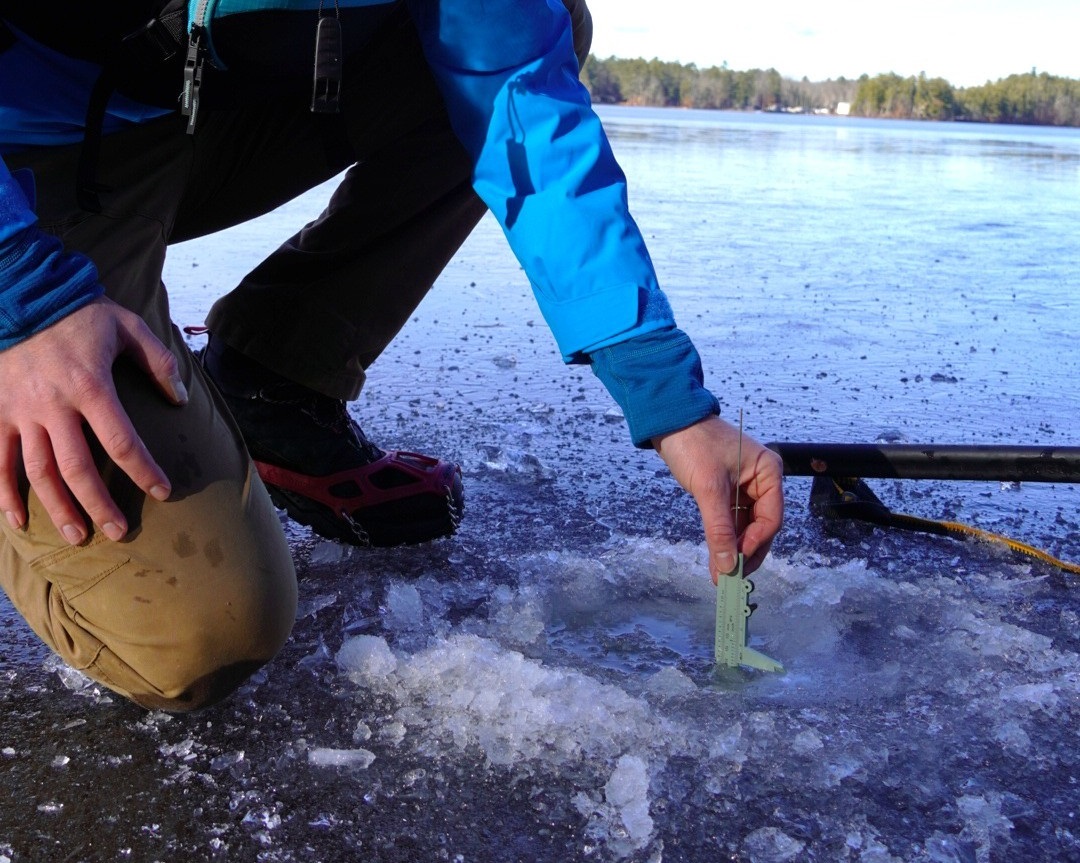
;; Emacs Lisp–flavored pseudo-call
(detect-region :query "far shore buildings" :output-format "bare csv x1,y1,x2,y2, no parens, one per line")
811,101,852,116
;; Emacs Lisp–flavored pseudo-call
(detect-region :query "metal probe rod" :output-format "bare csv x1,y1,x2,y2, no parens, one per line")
766,443,1080,483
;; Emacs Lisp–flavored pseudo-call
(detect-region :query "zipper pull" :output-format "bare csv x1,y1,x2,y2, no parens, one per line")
182,27,207,134
312,15,343,114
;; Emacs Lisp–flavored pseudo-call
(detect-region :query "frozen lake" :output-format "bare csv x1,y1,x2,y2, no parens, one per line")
1,107,1079,862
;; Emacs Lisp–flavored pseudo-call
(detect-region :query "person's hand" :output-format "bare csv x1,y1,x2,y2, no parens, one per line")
652,415,783,581
0,297,188,544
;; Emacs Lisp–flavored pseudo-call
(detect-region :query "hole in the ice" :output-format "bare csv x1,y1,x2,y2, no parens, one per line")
547,596,714,676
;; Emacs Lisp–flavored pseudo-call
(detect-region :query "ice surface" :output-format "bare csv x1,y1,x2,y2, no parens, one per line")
5,110,1080,862
476,443,553,478
742,826,805,862
603,756,654,851
383,582,426,639
210,751,245,771
6,523,1079,860
307,747,376,769
43,656,93,692
326,534,1080,860
295,591,338,620
337,632,659,769
643,666,697,699
42,655,113,705
336,634,398,680
308,540,351,567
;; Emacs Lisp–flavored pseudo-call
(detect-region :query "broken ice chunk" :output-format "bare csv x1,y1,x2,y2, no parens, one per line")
307,748,376,769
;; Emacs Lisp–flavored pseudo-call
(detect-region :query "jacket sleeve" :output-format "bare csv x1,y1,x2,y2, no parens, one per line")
406,0,720,443
406,0,675,361
0,160,103,350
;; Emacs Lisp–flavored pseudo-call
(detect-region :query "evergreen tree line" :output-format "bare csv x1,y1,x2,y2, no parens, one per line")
581,56,1080,127
581,56,856,112
852,71,1080,126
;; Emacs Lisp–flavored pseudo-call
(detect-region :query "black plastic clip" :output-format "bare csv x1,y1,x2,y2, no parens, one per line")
122,9,186,65
312,15,343,114
182,27,206,134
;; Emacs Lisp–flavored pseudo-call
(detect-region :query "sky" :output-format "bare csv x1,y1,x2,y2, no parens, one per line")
583,0,1080,87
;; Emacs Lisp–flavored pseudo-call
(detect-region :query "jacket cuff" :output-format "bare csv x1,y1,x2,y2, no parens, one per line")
589,327,720,448
0,223,102,350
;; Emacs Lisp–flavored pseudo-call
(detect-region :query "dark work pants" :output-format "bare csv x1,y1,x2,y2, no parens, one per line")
204,0,594,400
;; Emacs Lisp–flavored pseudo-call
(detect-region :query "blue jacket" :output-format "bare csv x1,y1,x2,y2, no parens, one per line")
0,0,718,445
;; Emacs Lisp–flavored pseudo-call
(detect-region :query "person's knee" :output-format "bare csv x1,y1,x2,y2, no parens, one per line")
133,658,276,713
127,560,298,713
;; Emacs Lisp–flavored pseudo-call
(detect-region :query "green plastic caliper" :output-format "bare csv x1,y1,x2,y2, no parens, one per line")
714,412,784,673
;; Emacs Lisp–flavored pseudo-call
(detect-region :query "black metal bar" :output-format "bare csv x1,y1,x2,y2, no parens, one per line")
765,443,1080,483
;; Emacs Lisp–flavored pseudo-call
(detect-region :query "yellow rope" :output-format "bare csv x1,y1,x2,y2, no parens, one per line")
825,478,1080,576
887,512,1080,575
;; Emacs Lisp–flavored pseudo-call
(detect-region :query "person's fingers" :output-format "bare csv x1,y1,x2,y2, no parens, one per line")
653,416,784,581
742,535,775,576
0,429,26,530
737,448,784,575
79,386,172,507
20,423,86,544
117,313,188,406
0,299,180,543
739,505,782,575
695,481,738,584
50,411,133,541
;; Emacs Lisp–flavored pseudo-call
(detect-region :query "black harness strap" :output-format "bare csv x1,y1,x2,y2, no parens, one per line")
77,68,117,212
76,9,187,212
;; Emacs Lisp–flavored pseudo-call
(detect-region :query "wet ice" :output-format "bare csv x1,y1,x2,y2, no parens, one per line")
307,747,376,769
4,109,1080,861
328,527,1080,861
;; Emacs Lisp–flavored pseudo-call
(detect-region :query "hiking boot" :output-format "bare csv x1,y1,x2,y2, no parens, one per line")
201,338,464,547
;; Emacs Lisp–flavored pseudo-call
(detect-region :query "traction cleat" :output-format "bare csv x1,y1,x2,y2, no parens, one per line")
255,449,464,548
199,336,464,547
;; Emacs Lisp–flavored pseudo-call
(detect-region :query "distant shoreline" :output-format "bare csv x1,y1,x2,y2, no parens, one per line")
583,56,1080,128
